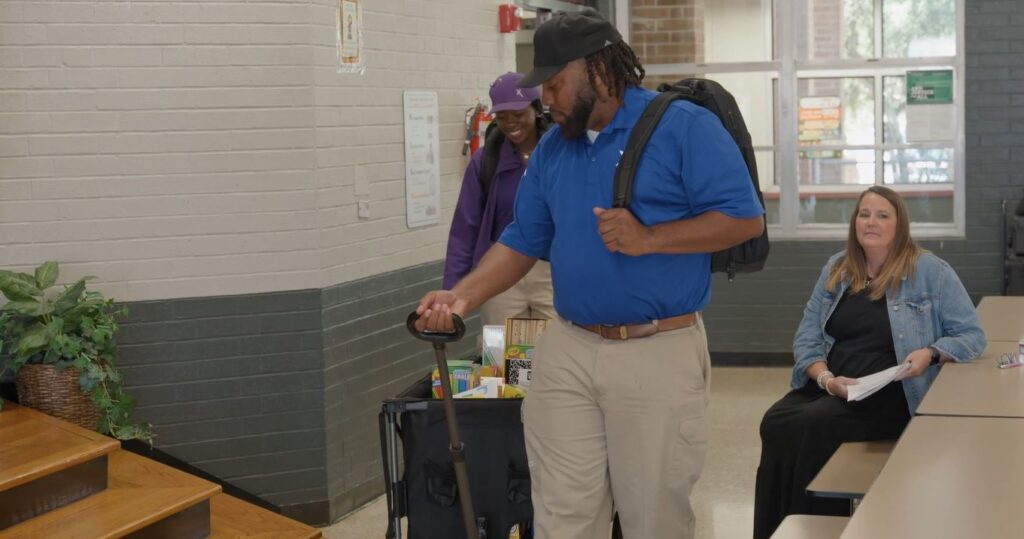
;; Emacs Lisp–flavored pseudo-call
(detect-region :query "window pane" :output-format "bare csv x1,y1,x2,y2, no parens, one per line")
705,0,773,62
883,75,906,144
799,192,861,224
798,149,875,186
756,149,776,189
641,72,776,191
796,77,875,196
763,194,781,225
756,150,779,224
711,72,777,148
883,148,954,184
783,0,874,60
798,77,875,148
632,0,772,64
899,190,954,223
883,0,956,58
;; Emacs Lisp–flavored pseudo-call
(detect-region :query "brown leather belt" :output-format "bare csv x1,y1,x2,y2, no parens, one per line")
576,312,699,341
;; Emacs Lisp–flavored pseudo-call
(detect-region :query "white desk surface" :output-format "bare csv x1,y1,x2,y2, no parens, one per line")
980,339,1020,361
916,358,1024,418
976,296,1024,342
841,416,1024,539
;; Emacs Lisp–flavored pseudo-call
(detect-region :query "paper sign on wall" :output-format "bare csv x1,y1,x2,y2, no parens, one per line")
337,0,364,74
403,91,441,228
906,70,954,142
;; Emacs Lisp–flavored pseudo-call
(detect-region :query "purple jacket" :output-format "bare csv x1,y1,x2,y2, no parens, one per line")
443,138,525,289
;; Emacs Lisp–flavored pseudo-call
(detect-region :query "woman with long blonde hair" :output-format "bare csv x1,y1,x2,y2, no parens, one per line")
753,186,986,539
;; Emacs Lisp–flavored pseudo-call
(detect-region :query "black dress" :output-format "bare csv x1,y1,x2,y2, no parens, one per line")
752,287,911,539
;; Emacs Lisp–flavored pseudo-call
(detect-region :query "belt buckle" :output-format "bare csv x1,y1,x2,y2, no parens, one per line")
619,325,628,340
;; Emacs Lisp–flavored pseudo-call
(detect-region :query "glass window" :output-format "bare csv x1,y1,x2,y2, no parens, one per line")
643,71,776,191
883,0,956,58
780,0,874,61
638,0,963,237
883,148,954,185
704,0,774,63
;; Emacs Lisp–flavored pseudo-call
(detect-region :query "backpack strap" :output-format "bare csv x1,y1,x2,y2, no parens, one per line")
477,124,505,203
612,91,684,209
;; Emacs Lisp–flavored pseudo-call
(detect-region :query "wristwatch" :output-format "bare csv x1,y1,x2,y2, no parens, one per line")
928,346,941,365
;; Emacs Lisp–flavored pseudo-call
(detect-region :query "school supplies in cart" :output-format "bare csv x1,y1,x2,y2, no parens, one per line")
503,318,548,392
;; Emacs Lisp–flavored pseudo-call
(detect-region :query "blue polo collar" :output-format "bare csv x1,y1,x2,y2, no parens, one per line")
604,86,648,133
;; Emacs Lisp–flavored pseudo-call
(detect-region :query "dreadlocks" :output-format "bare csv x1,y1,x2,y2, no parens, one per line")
584,41,646,99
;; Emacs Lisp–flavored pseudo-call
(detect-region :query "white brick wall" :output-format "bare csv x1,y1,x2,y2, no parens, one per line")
0,0,514,301
312,0,515,287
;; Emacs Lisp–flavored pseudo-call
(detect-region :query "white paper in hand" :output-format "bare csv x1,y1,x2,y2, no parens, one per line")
845,363,912,402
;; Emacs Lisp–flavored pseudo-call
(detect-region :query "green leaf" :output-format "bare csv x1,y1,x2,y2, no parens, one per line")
2,300,53,317
0,275,42,302
53,278,87,314
13,325,49,357
43,348,60,364
0,270,36,286
34,261,59,290
78,372,98,392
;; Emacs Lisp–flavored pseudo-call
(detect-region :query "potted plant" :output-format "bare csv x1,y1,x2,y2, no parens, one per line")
0,261,151,442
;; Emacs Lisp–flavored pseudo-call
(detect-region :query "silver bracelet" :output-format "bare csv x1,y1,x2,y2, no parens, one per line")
816,370,834,391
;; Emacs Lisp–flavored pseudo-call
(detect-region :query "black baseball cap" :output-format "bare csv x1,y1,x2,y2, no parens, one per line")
519,9,622,87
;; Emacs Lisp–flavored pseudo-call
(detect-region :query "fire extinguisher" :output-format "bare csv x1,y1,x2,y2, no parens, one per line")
463,102,492,156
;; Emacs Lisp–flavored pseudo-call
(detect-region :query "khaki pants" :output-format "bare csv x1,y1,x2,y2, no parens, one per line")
479,261,555,326
523,317,710,539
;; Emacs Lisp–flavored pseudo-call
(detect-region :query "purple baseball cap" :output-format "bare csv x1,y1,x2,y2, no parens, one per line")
489,72,540,113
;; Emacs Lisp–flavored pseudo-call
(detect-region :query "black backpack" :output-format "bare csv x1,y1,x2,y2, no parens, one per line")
612,78,770,281
476,123,505,202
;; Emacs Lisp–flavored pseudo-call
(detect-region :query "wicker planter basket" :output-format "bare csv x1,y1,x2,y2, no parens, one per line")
15,364,101,430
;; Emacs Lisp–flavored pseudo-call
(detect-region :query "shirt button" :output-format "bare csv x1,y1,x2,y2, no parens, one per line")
893,306,900,311
899,334,903,339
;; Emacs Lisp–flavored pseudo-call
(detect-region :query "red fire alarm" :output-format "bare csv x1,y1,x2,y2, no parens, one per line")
498,4,521,33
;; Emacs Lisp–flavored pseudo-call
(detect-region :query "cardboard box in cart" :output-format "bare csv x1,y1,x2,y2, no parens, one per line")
378,373,532,539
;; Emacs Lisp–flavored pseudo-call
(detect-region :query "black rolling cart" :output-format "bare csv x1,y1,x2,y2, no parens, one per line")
379,372,532,539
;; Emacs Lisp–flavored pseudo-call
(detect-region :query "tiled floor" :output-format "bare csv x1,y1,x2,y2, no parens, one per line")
321,367,790,539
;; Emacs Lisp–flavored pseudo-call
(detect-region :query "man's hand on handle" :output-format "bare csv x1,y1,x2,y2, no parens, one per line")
414,290,469,333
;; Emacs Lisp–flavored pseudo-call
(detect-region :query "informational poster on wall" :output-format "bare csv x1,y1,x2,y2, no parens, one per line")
337,0,364,74
403,91,441,228
798,96,842,159
906,70,954,142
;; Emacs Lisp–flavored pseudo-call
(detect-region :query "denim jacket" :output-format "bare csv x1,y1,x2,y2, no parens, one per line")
792,251,987,414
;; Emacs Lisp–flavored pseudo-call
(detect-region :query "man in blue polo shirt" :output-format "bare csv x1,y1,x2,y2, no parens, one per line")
415,9,764,539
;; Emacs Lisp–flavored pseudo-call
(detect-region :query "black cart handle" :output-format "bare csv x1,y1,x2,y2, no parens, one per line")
406,311,466,343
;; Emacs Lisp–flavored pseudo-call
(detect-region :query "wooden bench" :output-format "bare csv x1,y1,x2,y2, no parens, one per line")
807,440,895,512
771,514,849,538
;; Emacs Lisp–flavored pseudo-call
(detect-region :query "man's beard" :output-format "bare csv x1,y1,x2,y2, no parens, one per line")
558,81,596,140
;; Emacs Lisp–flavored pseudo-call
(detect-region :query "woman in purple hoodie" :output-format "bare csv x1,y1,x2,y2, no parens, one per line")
443,73,554,326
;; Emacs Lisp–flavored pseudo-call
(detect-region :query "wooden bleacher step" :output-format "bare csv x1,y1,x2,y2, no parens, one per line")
771,514,850,538
209,493,322,539
0,449,220,539
0,401,120,529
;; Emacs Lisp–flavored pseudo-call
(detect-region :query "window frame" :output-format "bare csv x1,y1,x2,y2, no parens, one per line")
642,0,965,240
